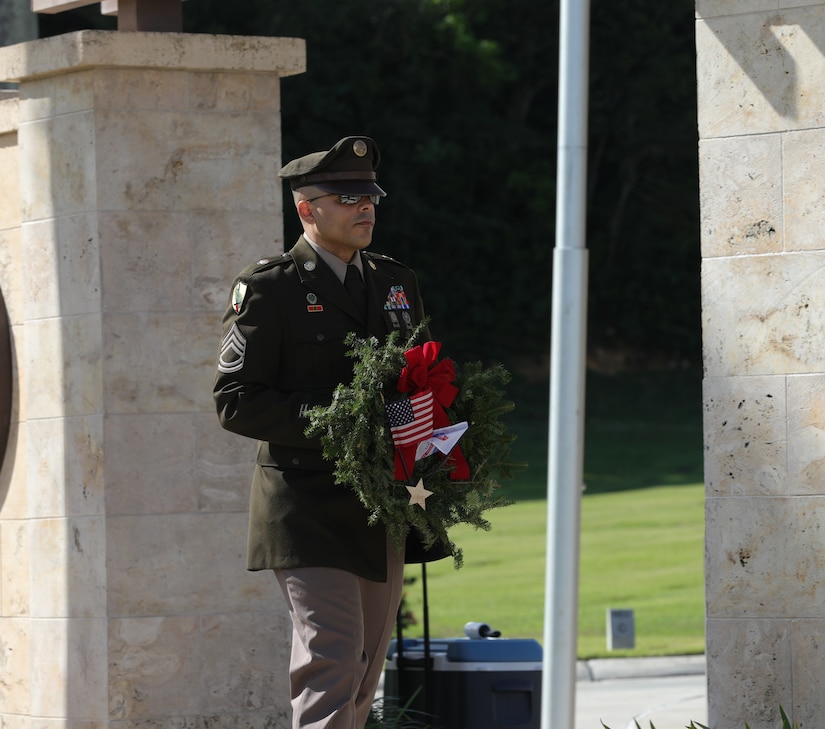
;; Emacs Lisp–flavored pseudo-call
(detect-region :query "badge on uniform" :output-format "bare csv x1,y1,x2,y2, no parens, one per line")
307,292,323,313
231,281,248,314
384,285,410,310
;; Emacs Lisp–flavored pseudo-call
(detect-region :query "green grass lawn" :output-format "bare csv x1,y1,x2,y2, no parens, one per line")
401,368,706,659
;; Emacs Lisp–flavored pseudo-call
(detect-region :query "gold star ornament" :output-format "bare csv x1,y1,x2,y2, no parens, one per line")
406,479,433,509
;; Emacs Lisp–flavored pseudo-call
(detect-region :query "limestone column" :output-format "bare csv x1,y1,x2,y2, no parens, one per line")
0,30,304,727
698,3,825,727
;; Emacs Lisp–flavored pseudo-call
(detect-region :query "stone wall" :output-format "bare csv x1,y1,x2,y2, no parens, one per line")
697,2,825,726
0,31,304,728
0,86,29,725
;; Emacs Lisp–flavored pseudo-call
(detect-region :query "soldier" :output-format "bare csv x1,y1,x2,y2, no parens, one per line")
214,136,443,729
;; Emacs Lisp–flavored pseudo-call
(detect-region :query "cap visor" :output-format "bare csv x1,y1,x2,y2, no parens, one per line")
316,181,387,197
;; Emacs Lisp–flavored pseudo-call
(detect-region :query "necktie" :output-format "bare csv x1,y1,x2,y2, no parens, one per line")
344,264,366,316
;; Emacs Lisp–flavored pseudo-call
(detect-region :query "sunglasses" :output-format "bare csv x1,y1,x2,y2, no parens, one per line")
306,193,381,206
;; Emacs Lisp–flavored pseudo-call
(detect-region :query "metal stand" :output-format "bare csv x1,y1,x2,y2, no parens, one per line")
394,563,434,720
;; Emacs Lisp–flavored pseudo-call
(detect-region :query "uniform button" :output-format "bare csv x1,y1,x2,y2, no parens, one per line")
316,333,325,342
291,458,300,466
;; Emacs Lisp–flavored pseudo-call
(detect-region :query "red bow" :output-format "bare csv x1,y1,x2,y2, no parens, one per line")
393,341,470,481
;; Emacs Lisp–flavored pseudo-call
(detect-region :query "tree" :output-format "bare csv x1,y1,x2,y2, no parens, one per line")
38,0,701,367
0,0,39,47
587,0,700,365
184,0,558,361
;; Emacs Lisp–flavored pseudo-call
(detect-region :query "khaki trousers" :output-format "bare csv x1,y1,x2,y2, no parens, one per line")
275,540,405,729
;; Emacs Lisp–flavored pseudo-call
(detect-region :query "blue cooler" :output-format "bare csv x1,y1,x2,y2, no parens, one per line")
383,637,542,729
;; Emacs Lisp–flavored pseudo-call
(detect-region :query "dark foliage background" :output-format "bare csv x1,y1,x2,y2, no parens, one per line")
39,0,700,369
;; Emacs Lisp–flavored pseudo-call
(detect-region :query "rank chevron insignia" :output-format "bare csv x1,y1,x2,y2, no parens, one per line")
218,322,247,373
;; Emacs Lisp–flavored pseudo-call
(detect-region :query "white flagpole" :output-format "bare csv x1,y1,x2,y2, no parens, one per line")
541,0,590,726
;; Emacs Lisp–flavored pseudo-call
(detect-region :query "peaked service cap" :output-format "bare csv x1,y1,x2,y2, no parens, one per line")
279,136,387,197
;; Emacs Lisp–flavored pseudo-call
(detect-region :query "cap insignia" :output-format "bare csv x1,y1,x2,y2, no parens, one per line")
353,140,368,157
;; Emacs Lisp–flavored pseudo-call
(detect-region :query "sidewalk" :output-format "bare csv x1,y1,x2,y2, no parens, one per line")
379,653,707,729
575,655,707,729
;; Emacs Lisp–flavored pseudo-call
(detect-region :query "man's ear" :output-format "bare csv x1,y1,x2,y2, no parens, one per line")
297,200,314,223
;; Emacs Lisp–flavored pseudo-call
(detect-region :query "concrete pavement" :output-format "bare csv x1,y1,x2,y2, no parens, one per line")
379,652,708,729
575,655,707,729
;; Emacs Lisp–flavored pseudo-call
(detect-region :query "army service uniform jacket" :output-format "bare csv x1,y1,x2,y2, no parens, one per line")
214,236,436,582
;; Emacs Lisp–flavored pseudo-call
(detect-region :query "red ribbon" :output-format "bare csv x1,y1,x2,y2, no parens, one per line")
393,341,471,481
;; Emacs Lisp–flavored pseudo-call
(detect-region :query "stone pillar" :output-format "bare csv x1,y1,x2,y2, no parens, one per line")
0,30,304,727
698,3,825,727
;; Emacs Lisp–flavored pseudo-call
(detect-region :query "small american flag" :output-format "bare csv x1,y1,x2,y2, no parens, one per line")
385,390,434,447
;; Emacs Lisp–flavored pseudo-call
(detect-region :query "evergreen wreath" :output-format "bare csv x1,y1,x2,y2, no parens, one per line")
304,323,518,568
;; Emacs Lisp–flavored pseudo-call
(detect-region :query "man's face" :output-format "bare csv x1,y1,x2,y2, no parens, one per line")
298,192,377,262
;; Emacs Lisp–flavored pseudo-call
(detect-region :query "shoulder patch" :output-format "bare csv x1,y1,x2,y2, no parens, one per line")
231,281,248,314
